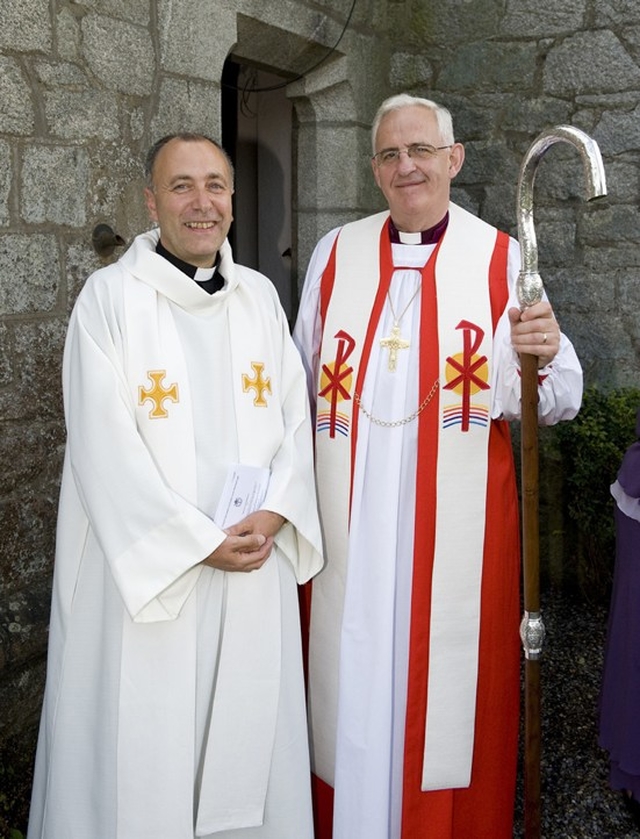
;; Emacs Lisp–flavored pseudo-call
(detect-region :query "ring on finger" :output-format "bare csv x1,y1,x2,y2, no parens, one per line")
542,332,548,344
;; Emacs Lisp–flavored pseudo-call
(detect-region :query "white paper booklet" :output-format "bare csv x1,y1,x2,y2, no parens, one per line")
214,464,271,528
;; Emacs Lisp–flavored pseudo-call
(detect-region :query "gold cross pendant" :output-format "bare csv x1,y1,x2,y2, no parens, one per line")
380,324,410,372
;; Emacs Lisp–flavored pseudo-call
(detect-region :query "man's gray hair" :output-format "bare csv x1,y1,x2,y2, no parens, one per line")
144,133,235,188
371,94,455,153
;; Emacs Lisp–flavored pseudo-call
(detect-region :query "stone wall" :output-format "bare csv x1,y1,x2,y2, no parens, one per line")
387,0,640,593
388,0,640,390
0,1,385,832
2,0,640,832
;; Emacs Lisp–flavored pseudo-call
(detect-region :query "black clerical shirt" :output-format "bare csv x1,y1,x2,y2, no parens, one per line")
155,240,225,294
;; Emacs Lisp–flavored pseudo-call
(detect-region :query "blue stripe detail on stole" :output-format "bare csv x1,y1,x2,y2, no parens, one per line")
316,411,350,437
442,403,490,430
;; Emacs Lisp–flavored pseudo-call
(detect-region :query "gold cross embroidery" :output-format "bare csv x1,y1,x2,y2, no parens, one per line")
380,324,410,372
138,370,179,419
242,362,272,407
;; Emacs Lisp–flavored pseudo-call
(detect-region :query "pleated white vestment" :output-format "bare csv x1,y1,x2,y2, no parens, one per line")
28,230,323,839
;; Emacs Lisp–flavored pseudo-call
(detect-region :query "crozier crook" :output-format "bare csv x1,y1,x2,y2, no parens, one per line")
516,125,607,309
516,124,606,839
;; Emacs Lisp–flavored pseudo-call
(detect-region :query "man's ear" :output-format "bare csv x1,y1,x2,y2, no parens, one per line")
448,143,465,179
371,157,383,190
144,187,158,222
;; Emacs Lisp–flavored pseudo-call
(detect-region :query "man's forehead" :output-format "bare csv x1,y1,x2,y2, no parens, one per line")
378,106,438,133
156,139,230,179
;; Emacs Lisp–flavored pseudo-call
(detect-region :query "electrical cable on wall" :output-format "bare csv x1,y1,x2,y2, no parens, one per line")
224,0,358,98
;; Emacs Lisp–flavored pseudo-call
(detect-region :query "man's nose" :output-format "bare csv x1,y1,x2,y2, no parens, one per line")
191,186,213,209
396,149,418,173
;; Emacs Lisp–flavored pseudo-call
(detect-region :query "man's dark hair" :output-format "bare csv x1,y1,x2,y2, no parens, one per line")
144,133,235,187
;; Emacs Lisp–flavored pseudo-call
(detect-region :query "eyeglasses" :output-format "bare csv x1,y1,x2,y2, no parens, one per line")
372,143,453,167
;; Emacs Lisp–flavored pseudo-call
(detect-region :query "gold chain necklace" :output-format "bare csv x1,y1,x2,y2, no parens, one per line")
354,378,439,427
380,283,421,372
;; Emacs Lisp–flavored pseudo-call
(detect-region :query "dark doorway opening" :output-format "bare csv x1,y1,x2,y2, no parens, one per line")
221,60,295,322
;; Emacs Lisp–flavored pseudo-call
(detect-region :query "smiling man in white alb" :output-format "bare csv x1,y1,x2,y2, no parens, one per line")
28,133,323,839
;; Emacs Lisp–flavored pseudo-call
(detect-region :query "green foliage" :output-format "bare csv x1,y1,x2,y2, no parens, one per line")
554,385,640,601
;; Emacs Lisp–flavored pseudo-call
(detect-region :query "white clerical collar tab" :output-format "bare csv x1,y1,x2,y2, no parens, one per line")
398,230,423,245
194,266,216,282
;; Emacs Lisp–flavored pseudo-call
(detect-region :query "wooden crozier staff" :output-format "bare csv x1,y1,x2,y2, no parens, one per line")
516,125,606,839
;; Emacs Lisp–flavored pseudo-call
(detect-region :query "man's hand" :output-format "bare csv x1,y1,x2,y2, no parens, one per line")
202,510,286,573
226,510,286,541
508,301,560,368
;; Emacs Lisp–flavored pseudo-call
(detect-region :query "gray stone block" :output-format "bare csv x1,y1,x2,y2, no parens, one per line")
79,0,150,25
439,41,537,93
0,321,11,387
580,203,640,245
409,0,503,47
390,53,433,90
0,421,65,500
549,266,620,313
0,57,35,136
34,60,89,88
81,13,154,95
482,183,518,233
298,81,356,123
594,160,639,205
543,30,640,95
620,24,640,65
151,77,220,140
85,143,146,228
64,240,107,314
56,7,82,61
307,125,361,208
592,105,640,156
0,234,60,315
458,140,520,186
0,320,66,421
45,90,119,140
0,141,11,227
21,146,89,226
595,0,640,27
0,494,59,586
530,217,579,271
158,0,233,82
0,0,52,51
499,97,573,135
501,0,586,37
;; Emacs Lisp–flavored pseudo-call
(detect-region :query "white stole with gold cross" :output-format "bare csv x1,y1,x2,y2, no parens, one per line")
115,231,320,834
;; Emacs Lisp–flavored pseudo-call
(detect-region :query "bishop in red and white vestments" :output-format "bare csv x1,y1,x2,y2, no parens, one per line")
294,203,582,839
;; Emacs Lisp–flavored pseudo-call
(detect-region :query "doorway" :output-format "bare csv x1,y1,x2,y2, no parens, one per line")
221,60,295,323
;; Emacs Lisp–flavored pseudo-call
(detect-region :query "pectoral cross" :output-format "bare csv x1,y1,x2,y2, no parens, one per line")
380,324,410,372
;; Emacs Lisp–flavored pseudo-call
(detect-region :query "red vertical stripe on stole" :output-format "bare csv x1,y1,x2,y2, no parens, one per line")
451,421,520,838
311,774,335,839
453,229,519,838
488,230,510,327
401,239,454,837
348,219,397,514
309,235,340,839
319,235,339,327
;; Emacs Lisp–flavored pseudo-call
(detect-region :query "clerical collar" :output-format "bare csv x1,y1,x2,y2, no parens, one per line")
155,240,224,294
388,212,449,245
